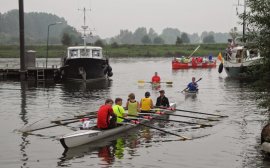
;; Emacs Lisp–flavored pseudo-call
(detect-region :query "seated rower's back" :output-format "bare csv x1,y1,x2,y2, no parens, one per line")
113,98,126,123
140,91,153,113
126,93,140,116
97,99,117,129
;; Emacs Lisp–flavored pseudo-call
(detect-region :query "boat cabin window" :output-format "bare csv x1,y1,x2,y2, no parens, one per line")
236,50,243,58
92,50,101,57
70,49,79,58
80,49,90,57
249,50,258,58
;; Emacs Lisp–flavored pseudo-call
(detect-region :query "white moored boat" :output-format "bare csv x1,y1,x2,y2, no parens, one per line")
59,103,176,149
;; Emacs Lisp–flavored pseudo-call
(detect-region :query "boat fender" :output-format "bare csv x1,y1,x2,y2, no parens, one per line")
218,63,223,73
103,65,108,74
107,71,113,77
106,65,113,77
107,65,112,73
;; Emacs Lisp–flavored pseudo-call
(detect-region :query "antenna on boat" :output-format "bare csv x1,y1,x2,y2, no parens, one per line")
233,0,246,43
78,7,91,47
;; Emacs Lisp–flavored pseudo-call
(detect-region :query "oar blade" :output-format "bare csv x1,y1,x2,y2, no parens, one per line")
166,81,173,85
18,118,55,133
137,80,145,83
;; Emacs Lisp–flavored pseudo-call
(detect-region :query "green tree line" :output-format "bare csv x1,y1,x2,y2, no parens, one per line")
0,10,231,46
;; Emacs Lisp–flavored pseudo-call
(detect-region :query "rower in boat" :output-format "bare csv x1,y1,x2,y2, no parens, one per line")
59,102,178,149
155,90,170,107
140,91,154,113
97,99,117,130
126,93,140,116
113,98,127,123
185,77,199,93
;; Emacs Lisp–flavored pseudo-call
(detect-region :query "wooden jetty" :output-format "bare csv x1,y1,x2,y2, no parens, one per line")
0,67,61,81
0,49,62,81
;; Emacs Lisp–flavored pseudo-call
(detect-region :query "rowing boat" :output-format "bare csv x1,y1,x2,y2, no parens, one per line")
59,103,176,149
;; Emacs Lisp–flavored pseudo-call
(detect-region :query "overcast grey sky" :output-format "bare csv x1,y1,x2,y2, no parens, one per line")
0,0,244,38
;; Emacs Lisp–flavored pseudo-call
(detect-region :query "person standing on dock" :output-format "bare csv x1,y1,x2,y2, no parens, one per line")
97,99,117,129
155,90,170,107
113,98,126,123
187,77,198,91
140,91,154,113
126,93,140,116
151,72,161,83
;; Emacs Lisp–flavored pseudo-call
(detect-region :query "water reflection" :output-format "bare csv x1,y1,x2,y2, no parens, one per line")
184,93,197,101
60,78,112,92
59,129,149,166
19,81,29,168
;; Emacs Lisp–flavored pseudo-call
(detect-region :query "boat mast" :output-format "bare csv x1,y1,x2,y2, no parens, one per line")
242,0,246,43
235,0,246,43
80,7,88,47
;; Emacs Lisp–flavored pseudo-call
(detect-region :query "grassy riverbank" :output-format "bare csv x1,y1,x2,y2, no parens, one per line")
0,43,226,58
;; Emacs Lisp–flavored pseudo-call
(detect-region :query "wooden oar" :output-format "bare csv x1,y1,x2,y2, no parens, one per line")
166,113,219,121
138,80,173,85
146,117,212,128
52,114,96,123
128,114,213,128
150,109,219,121
51,111,98,123
138,122,191,140
19,116,96,133
175,109,228,118
120,116,190,140
154,106,228,118
181,78,202,93
19,119,79,133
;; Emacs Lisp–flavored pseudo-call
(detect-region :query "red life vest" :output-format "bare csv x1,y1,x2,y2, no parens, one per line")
152,75,160,83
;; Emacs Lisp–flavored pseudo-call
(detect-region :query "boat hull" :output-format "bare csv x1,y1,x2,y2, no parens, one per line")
60,124,135,149
223,44,262,78
61,58,108,80
60,103,176,148
223,59,258,78
172,60,216,69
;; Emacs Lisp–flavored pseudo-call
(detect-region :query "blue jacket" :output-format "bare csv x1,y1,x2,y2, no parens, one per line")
187,82,198,91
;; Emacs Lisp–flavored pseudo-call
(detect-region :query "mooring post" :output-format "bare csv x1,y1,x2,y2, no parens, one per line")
18,0,26,80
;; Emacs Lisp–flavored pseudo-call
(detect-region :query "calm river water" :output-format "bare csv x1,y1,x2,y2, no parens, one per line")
0,57,270,168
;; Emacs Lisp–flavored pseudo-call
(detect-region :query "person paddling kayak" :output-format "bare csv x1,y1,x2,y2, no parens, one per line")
186,77,198,92
151,72,160,83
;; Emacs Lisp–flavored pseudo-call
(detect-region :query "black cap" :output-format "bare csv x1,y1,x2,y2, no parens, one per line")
159,90,165,93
